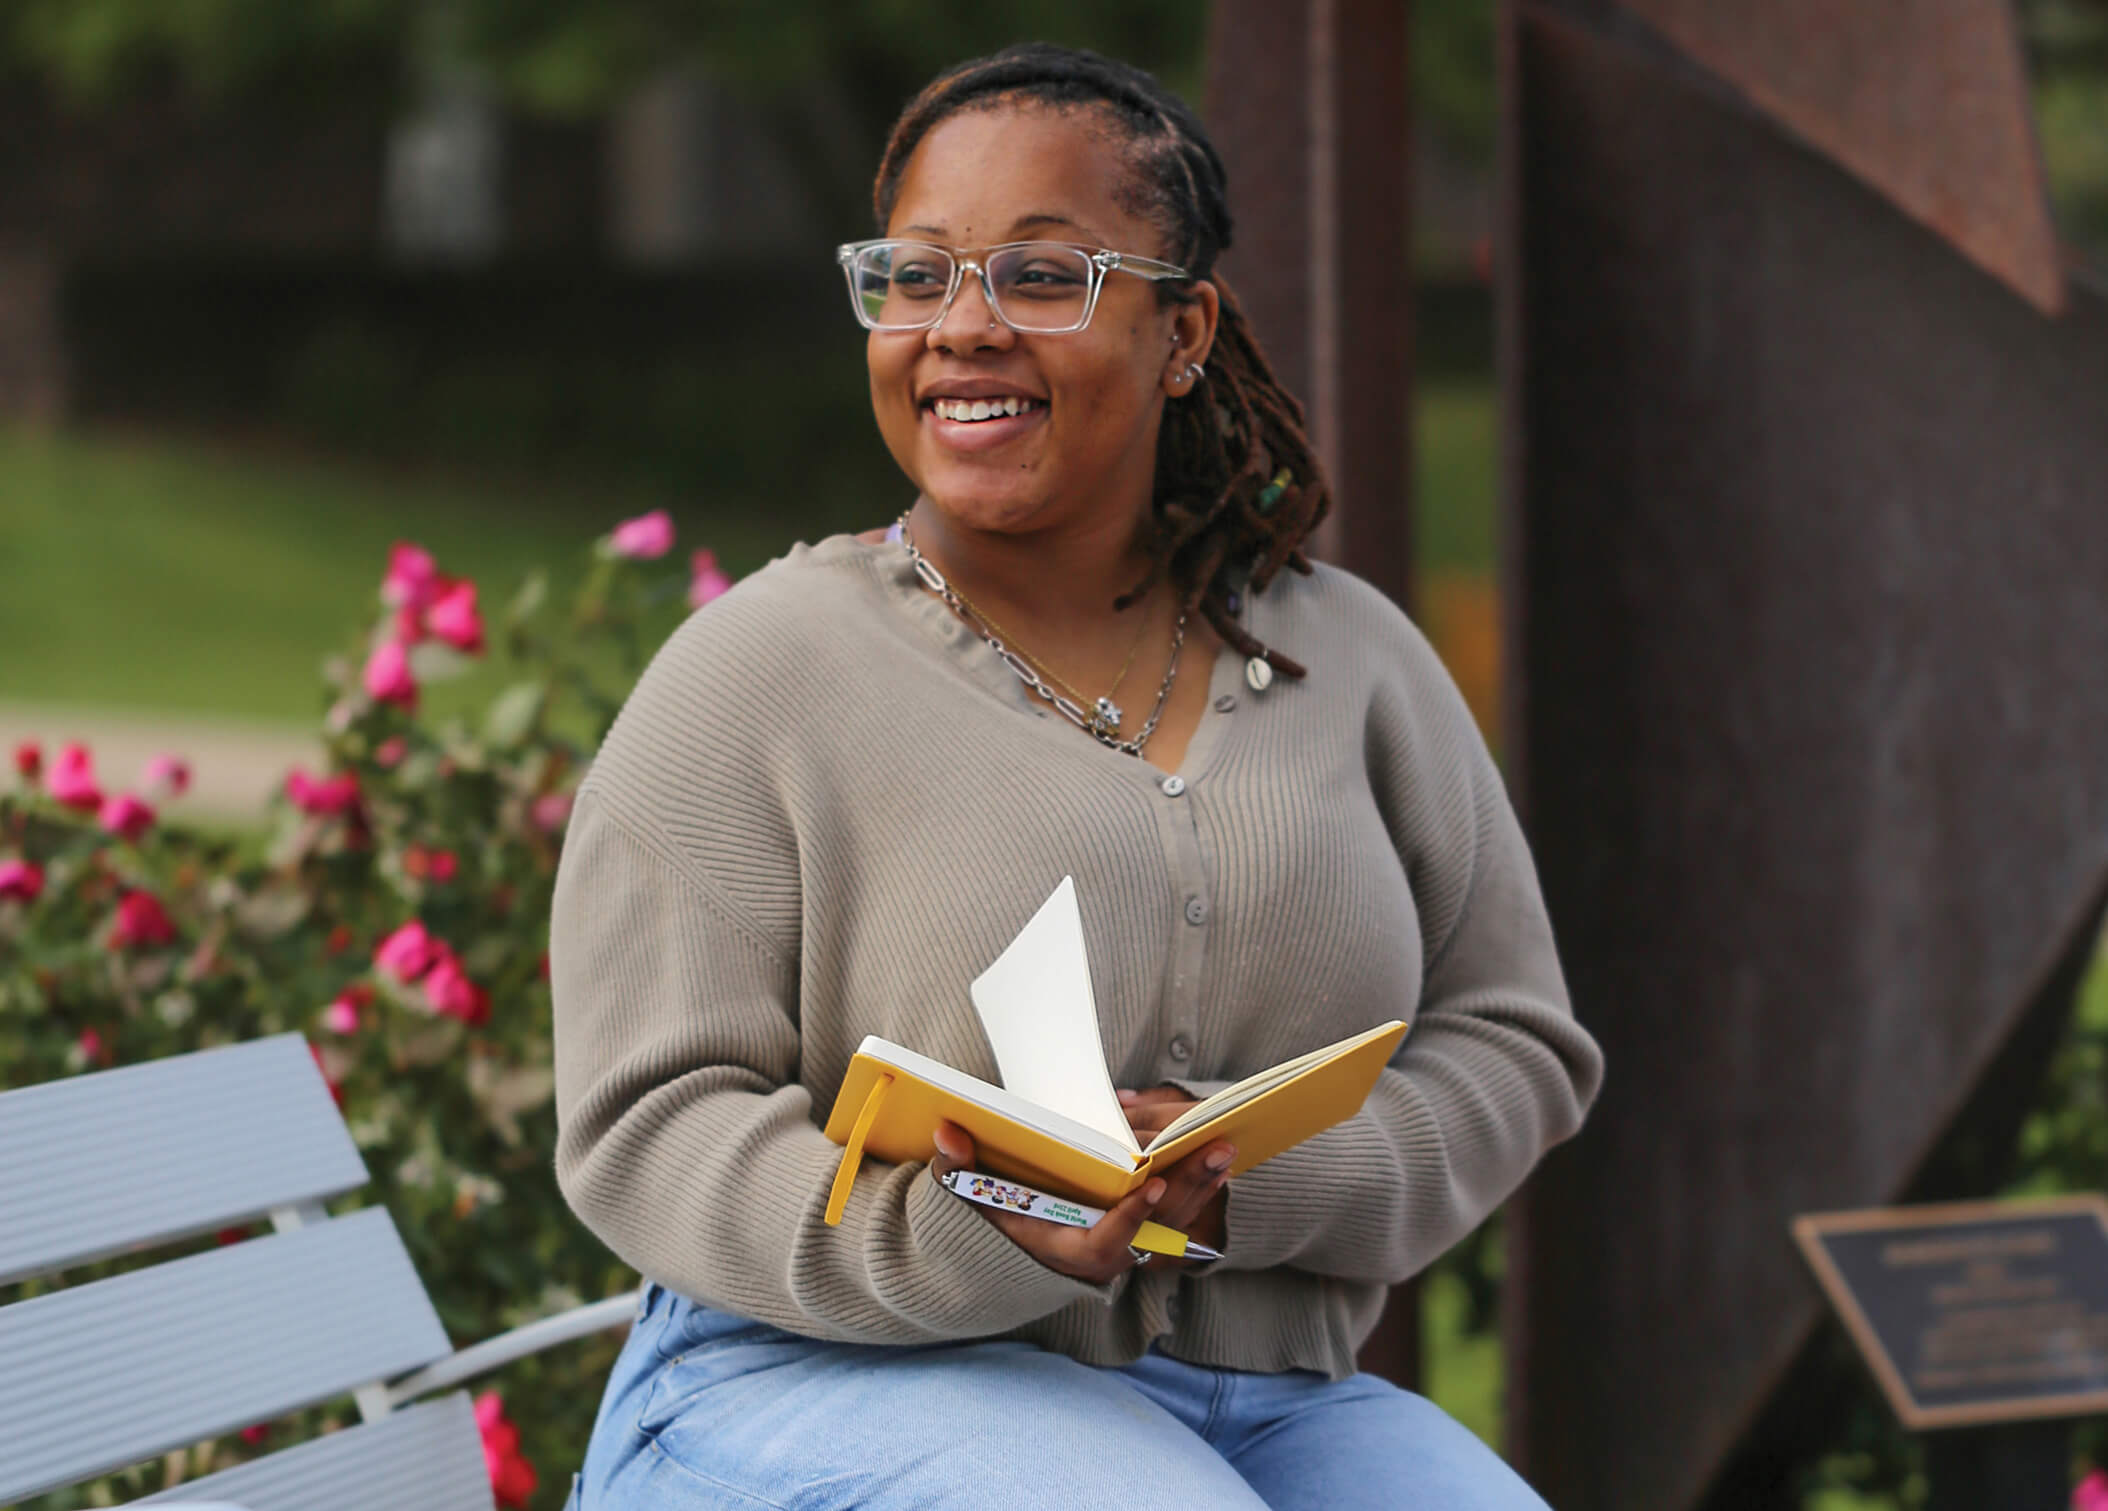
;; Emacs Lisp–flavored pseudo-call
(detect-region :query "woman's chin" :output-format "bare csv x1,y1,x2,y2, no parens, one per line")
913,467,1055,536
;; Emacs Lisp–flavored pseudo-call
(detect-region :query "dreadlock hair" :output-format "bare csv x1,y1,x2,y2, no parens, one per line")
873,42,1327,681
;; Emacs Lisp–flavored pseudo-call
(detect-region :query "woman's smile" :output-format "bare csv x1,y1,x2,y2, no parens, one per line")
920,380,1050,453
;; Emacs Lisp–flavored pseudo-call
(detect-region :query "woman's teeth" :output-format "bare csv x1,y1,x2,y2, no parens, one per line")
930,397,1040,422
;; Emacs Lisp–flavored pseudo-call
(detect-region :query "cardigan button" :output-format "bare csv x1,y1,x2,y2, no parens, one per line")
1184,896,1209,926
1213,694,1237,713
1160,775,1186,797
1168,1034,1193,1062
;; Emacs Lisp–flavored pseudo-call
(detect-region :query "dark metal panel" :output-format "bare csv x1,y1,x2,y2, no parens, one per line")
1501,8,2108,1508
1615,0,2064,315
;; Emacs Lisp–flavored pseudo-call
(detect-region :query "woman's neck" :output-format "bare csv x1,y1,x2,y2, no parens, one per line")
904,496,1159,633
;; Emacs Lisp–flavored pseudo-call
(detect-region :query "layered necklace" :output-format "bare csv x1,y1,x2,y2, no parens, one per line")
896,512,1187,758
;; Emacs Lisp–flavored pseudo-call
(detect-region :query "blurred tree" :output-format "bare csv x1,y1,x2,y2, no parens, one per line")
2021,0,2108,258
1,0,1209,230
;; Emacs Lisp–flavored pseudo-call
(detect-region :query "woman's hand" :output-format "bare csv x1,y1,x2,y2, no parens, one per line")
928,1117,1234,1286
1119,1087,1231,1262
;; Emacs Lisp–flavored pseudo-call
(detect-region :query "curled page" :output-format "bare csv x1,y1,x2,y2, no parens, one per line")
968,877,1140,1158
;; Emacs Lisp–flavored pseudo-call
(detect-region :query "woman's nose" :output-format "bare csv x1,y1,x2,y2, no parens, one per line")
928,264,1012,353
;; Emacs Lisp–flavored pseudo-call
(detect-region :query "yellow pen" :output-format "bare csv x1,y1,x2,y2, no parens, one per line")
938,1169,1224,1261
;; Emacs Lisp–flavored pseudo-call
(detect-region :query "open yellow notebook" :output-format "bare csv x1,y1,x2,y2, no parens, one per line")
821,877,1408,1221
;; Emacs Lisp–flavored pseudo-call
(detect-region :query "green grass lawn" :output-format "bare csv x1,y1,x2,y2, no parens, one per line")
1415,381,1499,578
0,427,814,723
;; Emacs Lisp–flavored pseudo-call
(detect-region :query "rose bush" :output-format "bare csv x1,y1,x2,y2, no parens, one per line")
0,510,734,1510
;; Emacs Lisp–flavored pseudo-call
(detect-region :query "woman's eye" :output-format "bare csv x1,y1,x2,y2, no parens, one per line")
893,266,945,292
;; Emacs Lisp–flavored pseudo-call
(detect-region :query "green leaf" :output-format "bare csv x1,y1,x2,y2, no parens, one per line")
483,681,546,748
406,642,477,683
506,569,548,628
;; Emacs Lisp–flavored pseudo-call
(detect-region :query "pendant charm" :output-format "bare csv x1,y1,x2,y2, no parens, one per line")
1245,656,1274,692
1091,696,1125,736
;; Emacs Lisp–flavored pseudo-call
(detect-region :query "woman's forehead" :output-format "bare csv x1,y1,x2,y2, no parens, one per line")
884,104,1153,250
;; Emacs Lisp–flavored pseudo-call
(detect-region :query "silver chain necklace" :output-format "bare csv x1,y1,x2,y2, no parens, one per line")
896,515,1187,758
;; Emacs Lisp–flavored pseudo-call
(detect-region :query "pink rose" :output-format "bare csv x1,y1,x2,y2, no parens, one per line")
374,919,442,980
285,766,361,816
381,542,440,608
143,754,191,797
608,509,675,560
2075,1471,2108,1511
321,995,361,1035
424,953,491,1026
50,742,102,811
530,791,572,833
425,579,486,654
14,741,40,781
98,792,156,842
109,890,176,950
362,639,418,709
78,1027,110,1066
476,1391,537,1509
375,736,408,768
0,859,43,902
687,548,733,609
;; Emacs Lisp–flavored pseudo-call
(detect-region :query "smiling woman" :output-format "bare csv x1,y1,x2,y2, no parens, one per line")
550,41,1601,1511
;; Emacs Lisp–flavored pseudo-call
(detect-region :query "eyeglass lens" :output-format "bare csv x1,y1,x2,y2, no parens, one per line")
849,243,1095,332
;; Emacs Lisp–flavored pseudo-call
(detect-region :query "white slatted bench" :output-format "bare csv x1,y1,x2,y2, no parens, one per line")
0,1033,637,1510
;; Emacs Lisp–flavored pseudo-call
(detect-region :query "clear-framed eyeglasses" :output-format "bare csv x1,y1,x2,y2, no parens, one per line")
835,239,1191,335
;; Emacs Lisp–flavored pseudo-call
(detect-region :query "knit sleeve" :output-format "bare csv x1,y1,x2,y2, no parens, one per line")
1187,610,1604,1283
550,788,1115,1341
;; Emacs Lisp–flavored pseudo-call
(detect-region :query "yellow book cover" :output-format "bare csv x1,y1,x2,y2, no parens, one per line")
821,877,1408,1220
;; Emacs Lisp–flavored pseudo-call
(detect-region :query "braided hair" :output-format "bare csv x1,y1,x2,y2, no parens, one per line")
873,42,1327,681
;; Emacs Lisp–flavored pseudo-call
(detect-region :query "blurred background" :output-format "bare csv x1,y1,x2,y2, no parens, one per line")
6,2,2108,1508
8,0,2107,757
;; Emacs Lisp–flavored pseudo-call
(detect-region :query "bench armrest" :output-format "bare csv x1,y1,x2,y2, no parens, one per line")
383,1290,642,1411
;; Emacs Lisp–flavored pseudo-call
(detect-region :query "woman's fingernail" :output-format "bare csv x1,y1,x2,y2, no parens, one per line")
1145,1179,1167,1204
1206,1147,1234,1171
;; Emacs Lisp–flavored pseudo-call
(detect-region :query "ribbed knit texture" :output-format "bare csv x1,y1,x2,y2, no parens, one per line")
551,534,1603,1380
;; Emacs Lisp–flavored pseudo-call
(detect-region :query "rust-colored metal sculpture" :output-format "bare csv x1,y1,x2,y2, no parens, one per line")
1500,3,2108,1506
1615,0,2064,315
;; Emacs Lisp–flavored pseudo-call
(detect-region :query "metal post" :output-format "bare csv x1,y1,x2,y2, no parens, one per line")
1206,0,1419,1388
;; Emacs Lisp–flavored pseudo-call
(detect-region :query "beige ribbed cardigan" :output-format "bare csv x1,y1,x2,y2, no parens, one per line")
550,534,1603,1380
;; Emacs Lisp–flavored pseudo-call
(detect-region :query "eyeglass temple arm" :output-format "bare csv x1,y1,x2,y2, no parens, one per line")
1094,250,1193,281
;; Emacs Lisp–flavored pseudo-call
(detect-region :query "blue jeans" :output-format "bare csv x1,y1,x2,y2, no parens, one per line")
572,1283,1551,1510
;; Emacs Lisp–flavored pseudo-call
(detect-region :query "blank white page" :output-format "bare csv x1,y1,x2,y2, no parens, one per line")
969,877,1140,1156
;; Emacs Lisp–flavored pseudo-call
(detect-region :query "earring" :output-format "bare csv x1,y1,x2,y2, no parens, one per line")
1185,362,1206,381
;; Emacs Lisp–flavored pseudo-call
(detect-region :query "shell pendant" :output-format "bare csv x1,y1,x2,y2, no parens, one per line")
1245,656,1274,692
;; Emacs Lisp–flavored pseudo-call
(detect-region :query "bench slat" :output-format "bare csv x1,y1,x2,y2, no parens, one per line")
0,1034,369,1285
134,1393,495,1511
0,1208,452,1504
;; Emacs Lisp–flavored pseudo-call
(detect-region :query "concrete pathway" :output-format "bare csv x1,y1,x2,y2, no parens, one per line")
0,703,320,825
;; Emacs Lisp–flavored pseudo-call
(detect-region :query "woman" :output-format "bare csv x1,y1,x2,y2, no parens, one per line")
552,42,1602,1510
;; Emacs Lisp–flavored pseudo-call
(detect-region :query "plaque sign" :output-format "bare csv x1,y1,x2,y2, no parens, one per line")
1793,1195,2108,1429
